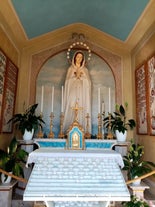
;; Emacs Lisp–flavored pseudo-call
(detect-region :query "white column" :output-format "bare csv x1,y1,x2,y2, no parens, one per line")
102,101,105,112
108,87,111,112
98,88,100,113
51,86,54,112
61,85,64,113
40,86,44,113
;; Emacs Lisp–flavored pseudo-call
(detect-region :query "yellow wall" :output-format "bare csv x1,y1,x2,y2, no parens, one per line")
132,27,155,163
0,26,19,149
0,27,19,66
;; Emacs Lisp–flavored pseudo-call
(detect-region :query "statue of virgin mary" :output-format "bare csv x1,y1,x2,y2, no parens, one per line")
63,51,91,134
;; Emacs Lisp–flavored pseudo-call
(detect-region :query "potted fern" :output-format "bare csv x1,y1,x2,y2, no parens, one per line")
8,103,45,140
104,103,136,141
0,137,28,183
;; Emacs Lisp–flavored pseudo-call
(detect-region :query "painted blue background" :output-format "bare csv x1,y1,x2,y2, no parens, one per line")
36,51,115,137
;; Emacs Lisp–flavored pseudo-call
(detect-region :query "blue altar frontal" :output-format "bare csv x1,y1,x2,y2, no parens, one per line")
34,138,117,149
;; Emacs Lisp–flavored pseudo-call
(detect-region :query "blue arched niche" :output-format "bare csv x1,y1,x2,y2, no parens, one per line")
36,51,115,137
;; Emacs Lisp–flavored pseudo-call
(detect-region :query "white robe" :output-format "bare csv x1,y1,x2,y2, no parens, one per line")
63,53,91,133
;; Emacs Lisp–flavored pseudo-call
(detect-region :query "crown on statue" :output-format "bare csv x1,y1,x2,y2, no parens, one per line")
67,33,92,62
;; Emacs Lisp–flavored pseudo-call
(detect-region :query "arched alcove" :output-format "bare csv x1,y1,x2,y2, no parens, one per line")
36,51,115,137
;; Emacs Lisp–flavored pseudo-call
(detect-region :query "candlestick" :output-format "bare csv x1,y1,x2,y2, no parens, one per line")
51,86,54,112
97,113,102,139
84,113,91,139
58,112,65,139
48,112,55,138
108,87,111,112
37,112,44,138
98,88,100,113
107,113,113,139
102,111,105,139
61,85,64,113
41,86,44,113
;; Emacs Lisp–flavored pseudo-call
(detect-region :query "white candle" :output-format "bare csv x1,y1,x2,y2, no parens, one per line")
102,101,105,112
98,88,100,113
108,87,111,112
41,85,44,113
51,86,54,112
61,85,64,113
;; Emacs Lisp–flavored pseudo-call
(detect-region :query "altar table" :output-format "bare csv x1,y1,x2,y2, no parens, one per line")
24,148,130,207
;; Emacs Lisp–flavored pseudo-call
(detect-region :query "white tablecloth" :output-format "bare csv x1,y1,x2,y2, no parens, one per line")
26,148,124,168
24,148,130,202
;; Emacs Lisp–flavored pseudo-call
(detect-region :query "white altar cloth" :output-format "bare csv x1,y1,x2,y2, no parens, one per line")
26,148,124,168
24,149,130,204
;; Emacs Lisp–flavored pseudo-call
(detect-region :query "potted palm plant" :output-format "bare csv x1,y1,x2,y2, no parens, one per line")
122,140,155,184
8,103,45,140
0,137,28,183
104,102,136,141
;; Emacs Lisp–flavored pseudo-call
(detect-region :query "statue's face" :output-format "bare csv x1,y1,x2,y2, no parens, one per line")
75,53,83,64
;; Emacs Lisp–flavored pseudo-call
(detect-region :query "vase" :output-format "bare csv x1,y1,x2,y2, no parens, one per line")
1,172,12,183
23,128,34,141
115,130,127,142
132,176,141,186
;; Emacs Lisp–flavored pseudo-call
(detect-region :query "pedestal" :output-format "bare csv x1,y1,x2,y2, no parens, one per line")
18,139,34,153
112,142,129,157
0,180,17,207
129,181,150,199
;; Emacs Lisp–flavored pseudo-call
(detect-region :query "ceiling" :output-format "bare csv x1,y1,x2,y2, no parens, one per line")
11,0,149,41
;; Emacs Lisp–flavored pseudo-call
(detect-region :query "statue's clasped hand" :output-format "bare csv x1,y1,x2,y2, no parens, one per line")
74,69,83,79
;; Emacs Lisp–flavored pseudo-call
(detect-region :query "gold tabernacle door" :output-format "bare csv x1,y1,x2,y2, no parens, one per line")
66,121,85,150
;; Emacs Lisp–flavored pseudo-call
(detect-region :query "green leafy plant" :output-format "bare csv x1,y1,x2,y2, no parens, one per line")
122,195,149,207
0,137,28,181
104,102,136,134
8,103,45,134
123,140,155,180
